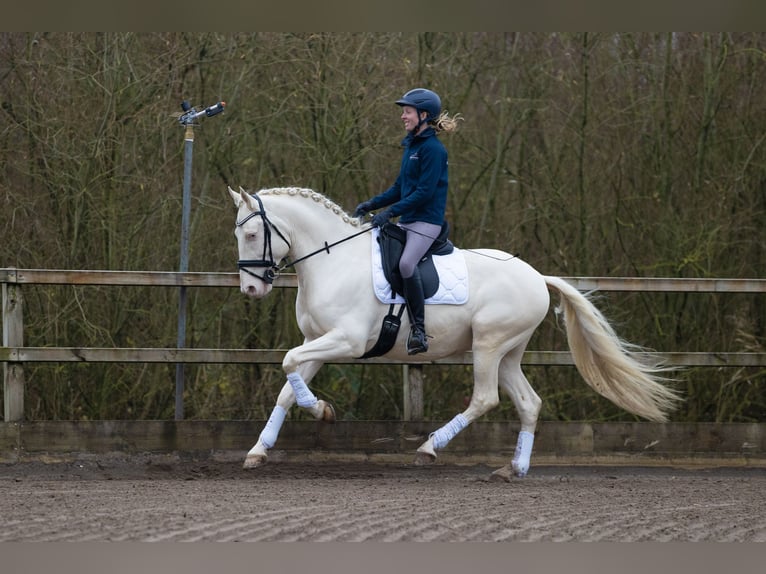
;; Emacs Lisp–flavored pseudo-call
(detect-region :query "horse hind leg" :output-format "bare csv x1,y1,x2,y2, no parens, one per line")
414,349,501,465
414,413,471,465
491,348,542,480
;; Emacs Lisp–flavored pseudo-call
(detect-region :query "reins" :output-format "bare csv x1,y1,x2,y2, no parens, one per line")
282,227,373,270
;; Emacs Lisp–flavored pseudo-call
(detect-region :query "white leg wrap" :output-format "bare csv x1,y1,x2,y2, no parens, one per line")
287,372,318,408
431,414,469,450
512,430,535,477
258,405,286,449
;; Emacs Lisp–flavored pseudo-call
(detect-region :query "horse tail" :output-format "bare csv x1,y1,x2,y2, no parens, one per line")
543,275,682,422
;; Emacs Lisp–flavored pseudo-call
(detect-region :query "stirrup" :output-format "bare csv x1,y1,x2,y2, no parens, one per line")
407,328,429,355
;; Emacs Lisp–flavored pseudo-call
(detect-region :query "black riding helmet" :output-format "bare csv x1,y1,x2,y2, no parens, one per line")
396,88,441,133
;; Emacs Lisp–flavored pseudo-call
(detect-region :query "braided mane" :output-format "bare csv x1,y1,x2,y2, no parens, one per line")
254,187,362,228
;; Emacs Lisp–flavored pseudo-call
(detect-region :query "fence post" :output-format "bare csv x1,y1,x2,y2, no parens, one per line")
2,278,25,421
403,365,424,421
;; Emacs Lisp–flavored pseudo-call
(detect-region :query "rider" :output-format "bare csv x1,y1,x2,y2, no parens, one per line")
354,88,461,355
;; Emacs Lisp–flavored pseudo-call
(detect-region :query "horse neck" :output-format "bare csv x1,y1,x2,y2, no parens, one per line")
264,193,367,275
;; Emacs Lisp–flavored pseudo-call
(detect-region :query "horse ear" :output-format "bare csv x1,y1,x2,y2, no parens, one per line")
239,188,260,212
228,186,242,207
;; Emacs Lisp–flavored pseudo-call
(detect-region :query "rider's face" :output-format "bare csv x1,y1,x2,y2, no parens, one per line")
401,106,425,133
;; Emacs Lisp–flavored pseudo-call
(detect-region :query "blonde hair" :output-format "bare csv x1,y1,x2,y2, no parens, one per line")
432,111,463,134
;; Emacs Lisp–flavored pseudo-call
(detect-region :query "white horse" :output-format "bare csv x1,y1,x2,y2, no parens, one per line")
229,186,680,478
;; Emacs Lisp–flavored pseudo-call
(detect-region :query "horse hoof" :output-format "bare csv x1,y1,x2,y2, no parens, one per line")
320,400,336,423
512,461,530,478
243,454,267,469
413,451,436,466
489,465,513,483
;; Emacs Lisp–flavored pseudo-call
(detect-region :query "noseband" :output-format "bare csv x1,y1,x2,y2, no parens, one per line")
236,194,291,284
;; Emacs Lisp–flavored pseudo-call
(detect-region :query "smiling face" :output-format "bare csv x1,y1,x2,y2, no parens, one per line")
400,105,425,133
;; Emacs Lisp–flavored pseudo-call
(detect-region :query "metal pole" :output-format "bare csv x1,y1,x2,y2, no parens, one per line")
175,123,194,420
174,100,226,420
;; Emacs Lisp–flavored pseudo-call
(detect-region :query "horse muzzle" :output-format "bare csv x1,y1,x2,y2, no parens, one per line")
238,260,278,297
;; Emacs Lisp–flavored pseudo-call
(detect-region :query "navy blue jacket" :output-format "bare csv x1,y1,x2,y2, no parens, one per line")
366,127,448,225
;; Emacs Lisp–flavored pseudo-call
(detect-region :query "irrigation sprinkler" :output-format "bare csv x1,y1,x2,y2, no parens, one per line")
175,99,226,420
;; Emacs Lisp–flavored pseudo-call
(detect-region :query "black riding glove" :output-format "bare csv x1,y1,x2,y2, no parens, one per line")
353,201,374,218
370,209,393,228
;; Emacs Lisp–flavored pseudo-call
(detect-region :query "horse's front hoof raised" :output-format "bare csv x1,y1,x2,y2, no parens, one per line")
243,454,267,469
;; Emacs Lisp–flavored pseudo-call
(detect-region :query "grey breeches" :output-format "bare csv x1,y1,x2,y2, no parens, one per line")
398,221,443,279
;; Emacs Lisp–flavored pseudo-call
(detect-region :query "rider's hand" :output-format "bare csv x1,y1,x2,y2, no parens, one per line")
370,209,393,228
353,201,373,218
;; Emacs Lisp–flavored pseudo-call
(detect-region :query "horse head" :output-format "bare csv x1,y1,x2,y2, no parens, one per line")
230,186,291,298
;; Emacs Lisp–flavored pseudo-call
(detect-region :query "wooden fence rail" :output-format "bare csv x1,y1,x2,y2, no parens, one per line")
3,268,766,423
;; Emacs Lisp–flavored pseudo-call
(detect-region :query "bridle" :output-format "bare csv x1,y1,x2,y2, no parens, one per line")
236,194,372,284
236,194,291,284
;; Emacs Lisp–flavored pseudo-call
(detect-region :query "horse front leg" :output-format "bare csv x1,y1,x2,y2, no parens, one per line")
245,330,363,469
281,328,363,421
243,359,329,469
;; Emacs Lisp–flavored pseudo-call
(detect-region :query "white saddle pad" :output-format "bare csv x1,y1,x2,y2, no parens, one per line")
370,228,469,305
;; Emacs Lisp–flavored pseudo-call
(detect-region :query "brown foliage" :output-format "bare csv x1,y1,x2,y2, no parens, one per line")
1,33,764,421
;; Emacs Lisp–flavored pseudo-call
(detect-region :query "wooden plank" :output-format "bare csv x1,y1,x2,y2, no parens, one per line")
562,277,766,293
16,420,263,455
0,347,287,364
1,347,764,367
0,268,298,288
7,421,766,465
1,268,763,292
589,421,766,456
655,352,766,367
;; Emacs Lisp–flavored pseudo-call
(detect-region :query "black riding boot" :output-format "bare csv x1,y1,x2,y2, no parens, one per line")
401,270,428,355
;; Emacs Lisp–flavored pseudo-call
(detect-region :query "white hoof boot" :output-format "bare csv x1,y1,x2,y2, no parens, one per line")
512,459,529,478
512,430,535,477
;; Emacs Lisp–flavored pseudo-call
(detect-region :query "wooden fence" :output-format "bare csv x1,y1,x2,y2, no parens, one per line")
3,268,765,425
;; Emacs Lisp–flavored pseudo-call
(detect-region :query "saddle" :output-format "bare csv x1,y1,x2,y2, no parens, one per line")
359,221,453,359
377,221,454,299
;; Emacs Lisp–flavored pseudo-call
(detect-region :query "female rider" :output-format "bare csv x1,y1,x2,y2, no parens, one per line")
355,88,461,355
